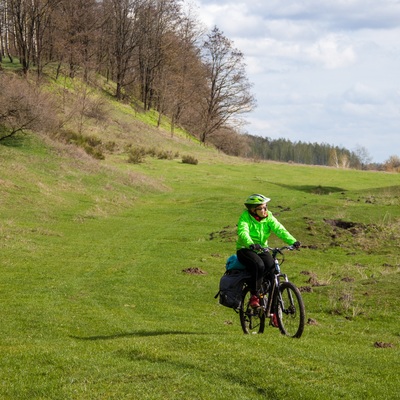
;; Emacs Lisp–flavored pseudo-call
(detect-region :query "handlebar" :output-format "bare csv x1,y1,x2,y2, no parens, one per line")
257,246,299,266
263,245,297,256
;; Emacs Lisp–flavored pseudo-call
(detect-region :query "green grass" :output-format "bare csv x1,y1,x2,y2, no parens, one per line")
1,129,399,399
0,57,23,72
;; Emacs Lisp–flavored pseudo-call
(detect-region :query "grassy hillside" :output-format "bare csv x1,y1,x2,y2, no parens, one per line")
0,84,399,399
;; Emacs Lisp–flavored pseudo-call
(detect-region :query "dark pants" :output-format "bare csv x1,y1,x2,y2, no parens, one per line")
237,248,275,293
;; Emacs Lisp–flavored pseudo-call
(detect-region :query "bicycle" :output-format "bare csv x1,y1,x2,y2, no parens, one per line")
239,246,305,338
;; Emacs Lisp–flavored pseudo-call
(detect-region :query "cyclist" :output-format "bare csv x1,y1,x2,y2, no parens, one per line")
236,194,300,308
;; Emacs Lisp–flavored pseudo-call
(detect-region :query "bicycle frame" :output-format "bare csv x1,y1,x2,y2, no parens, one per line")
264,270,288,318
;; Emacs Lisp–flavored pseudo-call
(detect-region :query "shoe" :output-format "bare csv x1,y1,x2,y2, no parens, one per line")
249,295,260,308
270,313,279,328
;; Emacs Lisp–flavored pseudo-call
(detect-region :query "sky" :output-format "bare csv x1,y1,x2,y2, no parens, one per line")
192,0,400,163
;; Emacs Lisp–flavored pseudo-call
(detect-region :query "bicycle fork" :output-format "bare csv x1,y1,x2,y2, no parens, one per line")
267,273,289,321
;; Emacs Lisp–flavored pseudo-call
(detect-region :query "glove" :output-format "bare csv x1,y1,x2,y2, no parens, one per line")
292,241,301,249
249,244,263,251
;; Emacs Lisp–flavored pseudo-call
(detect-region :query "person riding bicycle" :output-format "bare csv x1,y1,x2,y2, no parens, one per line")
236,194,300,308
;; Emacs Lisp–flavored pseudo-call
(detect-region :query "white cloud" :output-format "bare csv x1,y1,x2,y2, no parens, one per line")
343,83,384,105
194,0,400,162
306,34,356,69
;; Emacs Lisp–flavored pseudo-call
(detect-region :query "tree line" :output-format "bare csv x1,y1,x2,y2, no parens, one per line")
244,135,364,169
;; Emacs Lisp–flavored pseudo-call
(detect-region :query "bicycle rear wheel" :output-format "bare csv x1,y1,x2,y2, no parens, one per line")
276,281,305,338
239,286,266,334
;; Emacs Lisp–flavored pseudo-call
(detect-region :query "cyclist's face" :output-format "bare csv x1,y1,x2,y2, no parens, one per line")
253,204,267,216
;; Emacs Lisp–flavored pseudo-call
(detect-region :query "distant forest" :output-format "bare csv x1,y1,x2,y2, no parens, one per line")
242,135,399,171
244,135,369,169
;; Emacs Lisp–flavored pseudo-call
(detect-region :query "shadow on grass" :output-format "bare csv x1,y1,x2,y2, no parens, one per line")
72,331,274,397
117,348,272,398
70,330,208,341
0,134,26,148
269,181,346,195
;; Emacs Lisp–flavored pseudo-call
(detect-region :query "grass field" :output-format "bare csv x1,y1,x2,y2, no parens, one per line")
1,126,399,399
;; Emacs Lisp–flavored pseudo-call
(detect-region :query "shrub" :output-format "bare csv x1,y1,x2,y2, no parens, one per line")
384,156,400,173
85,135,102,148
55,130,105,159
83,96,109,121
182,155,198,165
157,150,174,160
125,145,180,164
146,146,158,158
84,144,105,160
127,147,146,164
0,74,59,141
104,141,117,152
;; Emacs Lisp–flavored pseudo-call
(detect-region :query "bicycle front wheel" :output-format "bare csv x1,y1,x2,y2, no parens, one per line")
239,286,266,334
276,281,305,338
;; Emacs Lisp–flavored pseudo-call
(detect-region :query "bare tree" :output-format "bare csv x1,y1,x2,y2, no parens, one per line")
7,0,35,74
0,0,62,73
31,0,61,76
0,74,58,140
53,0,100,80
384,155,400,172
0,0,8,62
159,11,206,134
210,126,250,156
354,145,372,169
329,148,339,168
136,0,161,110
197,26,256,144
100,0,142,100
135,0,182,111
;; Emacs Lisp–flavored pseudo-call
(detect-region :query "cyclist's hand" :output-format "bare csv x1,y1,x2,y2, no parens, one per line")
249,244,263,251
293,241,301,249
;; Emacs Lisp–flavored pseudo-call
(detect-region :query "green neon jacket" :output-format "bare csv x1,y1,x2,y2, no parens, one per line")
236,210,297,250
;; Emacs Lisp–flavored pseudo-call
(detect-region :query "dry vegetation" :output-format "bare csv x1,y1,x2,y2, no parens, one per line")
0,69,219,170
0,74,59,140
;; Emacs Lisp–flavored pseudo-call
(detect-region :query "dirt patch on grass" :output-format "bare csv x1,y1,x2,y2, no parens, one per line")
324,219,367,235
299,286,313,293
209,226,236,242
374,342,394,348
304,215,400,252
305,273,327,287
182,267,207,275
341,276,355,282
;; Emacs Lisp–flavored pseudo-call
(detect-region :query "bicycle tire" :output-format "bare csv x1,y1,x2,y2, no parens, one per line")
239,286,266,334
275,281,305,338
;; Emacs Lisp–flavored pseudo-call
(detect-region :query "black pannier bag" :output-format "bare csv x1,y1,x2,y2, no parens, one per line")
216,269,250,310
